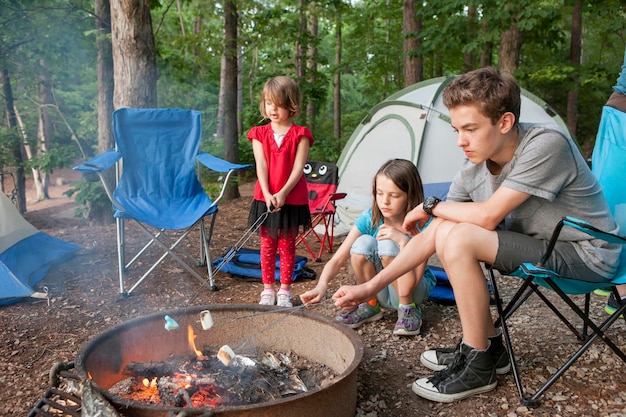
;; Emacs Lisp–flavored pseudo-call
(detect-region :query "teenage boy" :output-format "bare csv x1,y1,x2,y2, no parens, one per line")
332,67,620,402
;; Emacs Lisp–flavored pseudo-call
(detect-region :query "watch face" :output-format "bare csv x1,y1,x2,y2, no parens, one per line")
424,196,440,215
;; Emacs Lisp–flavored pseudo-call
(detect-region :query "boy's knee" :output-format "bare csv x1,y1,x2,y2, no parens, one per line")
442,223,478,253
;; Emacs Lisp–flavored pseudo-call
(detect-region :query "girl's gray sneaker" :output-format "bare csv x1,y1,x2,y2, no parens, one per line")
393,304,422,336
336,302,383,328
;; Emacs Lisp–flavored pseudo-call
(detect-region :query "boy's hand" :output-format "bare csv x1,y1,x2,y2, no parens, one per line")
403,204,429,235
332,284,369,311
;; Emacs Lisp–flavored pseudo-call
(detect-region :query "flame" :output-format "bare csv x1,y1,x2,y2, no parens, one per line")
187,325,203,357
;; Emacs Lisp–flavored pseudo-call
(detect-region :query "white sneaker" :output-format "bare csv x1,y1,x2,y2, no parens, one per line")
276,289,293,308
259,289,276,305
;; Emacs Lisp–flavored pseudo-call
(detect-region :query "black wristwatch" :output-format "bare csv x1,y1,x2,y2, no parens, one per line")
422,196,441,217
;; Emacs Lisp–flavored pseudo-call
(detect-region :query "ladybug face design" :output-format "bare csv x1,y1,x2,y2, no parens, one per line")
303,162,339,205
303,162,331,183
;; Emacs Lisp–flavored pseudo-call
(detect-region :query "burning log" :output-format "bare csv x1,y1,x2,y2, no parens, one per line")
123,360,186,379
108,348,336,409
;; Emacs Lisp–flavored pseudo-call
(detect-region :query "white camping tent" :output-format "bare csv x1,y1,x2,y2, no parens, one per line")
334,76,572,235
0,192,79,305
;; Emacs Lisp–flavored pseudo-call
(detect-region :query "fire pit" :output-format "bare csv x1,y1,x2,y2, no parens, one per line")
75,304,363,417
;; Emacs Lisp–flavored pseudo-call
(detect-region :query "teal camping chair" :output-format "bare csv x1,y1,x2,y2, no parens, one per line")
489,105,626,406
74,108,250,295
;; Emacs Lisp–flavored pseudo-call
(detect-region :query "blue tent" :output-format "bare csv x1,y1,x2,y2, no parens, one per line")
0,192,79,306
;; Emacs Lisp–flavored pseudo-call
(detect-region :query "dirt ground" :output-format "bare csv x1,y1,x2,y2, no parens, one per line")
1,170,626,417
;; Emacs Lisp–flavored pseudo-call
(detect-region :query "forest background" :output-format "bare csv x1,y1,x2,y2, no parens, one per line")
1,0,625,220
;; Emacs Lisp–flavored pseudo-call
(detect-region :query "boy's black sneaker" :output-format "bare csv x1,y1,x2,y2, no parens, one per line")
420,332,510,375
412,341,497,403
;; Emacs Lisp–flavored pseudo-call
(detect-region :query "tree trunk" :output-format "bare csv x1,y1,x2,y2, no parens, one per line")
91,0,115,225
15,110,43,201
96,0,114,154
14,108,44,204
37,58,53,200
403,0,422,86
110,0,157,108
175,0,186,36
498,22,522,74
216,53,226,139
237,30,243,137
567,0,582,138
295,0,307,83
306,4,318,129
223,0,239,200
480,21,493,68
433,52,443,77
463,6,477,72
333,6,342,140
1,69,27,213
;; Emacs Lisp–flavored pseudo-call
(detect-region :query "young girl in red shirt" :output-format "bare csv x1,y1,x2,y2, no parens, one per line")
247,76,314,307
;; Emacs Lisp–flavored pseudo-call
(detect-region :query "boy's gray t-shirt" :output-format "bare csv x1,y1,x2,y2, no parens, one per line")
447,123,620,278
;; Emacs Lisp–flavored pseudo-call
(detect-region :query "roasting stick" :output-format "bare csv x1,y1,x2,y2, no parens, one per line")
197,299,333,330
209,299,332,326
210,209,270,276
188,209,271,303
216,300,336,354
164,301,330,334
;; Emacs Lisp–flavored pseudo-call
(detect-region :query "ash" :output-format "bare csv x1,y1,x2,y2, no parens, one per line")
109,349,337,409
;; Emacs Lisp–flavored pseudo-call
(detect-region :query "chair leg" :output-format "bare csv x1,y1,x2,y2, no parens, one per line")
296,215,326,262
489,270,539,406
123,221,211,295
490,269,626,406
328,212,337,253
200,217,218,291
116,218,126,296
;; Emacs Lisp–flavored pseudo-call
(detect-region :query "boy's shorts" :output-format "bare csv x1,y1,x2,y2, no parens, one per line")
494,230,608,283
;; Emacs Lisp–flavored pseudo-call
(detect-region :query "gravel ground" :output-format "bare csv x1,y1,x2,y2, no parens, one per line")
1,175,625,417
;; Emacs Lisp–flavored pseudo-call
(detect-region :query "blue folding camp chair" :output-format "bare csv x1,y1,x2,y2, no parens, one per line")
74,108,250,295
489,105,626,406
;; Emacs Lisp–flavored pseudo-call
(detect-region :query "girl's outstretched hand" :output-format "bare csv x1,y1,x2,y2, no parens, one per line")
332,284,367,311
300,285,326,306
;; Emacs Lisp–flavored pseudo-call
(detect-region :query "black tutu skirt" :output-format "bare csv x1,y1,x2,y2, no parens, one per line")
248,200,311,238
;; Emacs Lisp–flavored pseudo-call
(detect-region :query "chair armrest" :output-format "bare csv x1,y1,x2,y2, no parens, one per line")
73,149,121,173
538,216,626,267
196,153,251,208
563,216,626,245
329,192,347,202
314,192,348,213
196,152,251,173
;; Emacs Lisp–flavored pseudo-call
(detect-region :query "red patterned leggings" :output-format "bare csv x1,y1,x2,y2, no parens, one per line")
259,231,296,286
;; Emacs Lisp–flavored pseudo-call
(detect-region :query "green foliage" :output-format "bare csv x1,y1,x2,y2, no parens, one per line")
0,126,21,168
3,0,626,184
24,145,78,174
63,178,110,220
